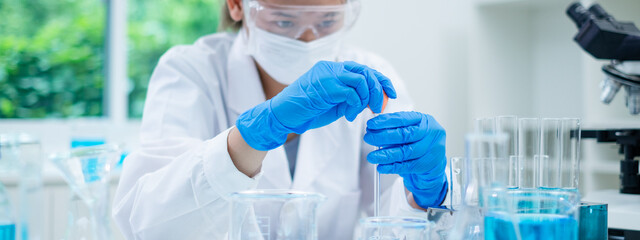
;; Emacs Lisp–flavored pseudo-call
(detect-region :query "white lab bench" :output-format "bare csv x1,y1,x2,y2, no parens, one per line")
0,166,125,240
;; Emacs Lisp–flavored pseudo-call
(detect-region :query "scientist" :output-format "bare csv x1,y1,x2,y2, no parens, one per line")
113,0,448,239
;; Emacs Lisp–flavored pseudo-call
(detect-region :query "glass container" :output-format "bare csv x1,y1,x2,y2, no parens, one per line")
229,190,326,240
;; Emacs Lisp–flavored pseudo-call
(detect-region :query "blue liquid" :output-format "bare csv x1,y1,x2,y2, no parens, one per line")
484,213,577,240
71,138,105,148
0,223,15,240
579,202,607,240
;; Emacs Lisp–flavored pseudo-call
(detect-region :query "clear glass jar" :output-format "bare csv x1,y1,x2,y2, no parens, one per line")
359,216,430,240
229,189,326,240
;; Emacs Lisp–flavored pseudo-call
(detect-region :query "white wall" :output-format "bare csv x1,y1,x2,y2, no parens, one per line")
346,0,472,157
347,0,640,195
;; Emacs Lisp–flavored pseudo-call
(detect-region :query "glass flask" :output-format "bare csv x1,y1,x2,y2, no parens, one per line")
360,216,430,240
229,190,326,240
49,144,120,240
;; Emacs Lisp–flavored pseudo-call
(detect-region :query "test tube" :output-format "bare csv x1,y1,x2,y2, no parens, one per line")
540,118,562,189
561,118,581,190
449,157,465,208
374,113,381,217
496,116,518,189
465,132,508,206
475,117,496,134
518,118,540,189
474,117,504,187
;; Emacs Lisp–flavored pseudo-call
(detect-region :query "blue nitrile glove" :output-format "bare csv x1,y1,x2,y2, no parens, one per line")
364,111,448,208
236,61,397,151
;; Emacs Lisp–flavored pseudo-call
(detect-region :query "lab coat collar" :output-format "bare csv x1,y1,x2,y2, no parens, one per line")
226,29,266,116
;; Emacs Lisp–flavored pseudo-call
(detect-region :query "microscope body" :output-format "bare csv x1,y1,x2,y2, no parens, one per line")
567,3,640,114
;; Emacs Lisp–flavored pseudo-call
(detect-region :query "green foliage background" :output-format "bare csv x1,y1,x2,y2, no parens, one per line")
0,0,106,118
0,0,221,118
128,0,221,118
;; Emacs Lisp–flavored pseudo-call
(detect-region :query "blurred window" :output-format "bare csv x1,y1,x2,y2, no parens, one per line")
0,0,107,118
0,0,222,119
128,0,222,118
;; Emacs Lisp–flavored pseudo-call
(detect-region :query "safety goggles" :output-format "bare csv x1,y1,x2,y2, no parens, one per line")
244,0,361,39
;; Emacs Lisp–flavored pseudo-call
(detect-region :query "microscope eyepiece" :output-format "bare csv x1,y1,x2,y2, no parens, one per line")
588,4,614,21
567,2,593,28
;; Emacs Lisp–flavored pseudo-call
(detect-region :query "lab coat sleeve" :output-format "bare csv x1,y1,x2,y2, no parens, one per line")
112,47,260,239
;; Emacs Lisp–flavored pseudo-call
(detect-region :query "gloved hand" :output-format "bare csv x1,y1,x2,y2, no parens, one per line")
364,111,448,208
237,61,397,151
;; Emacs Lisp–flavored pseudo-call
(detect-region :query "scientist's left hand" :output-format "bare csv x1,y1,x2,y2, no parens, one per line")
364,111,448,209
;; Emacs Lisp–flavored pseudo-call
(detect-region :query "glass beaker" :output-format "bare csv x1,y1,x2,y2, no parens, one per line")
229,190,326,240
49,144,120,240
484,189,580,240
360,216,430,240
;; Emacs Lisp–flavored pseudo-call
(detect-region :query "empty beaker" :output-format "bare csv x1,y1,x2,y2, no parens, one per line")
229,190,326,240
360,216,430,240
50,144,120,240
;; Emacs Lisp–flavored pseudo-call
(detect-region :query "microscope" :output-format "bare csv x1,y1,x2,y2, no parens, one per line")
567,2,640,239
567,2,640,114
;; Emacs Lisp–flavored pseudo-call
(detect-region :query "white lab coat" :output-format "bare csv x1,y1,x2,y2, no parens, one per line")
112,31,429,240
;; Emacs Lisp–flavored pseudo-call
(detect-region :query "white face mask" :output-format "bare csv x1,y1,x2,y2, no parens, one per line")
245,27,344,85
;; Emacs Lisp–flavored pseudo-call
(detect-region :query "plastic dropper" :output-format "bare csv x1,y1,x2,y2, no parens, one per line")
371,93,389,217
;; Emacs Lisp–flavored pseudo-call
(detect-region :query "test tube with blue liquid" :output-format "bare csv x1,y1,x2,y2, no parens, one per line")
0,134,44,240
0,183,15,240
483,117,581,240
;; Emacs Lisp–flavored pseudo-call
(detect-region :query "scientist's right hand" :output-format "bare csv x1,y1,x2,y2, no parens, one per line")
236,61,397,151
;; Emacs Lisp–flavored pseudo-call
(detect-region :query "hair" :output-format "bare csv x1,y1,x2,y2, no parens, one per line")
218,2,243,32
